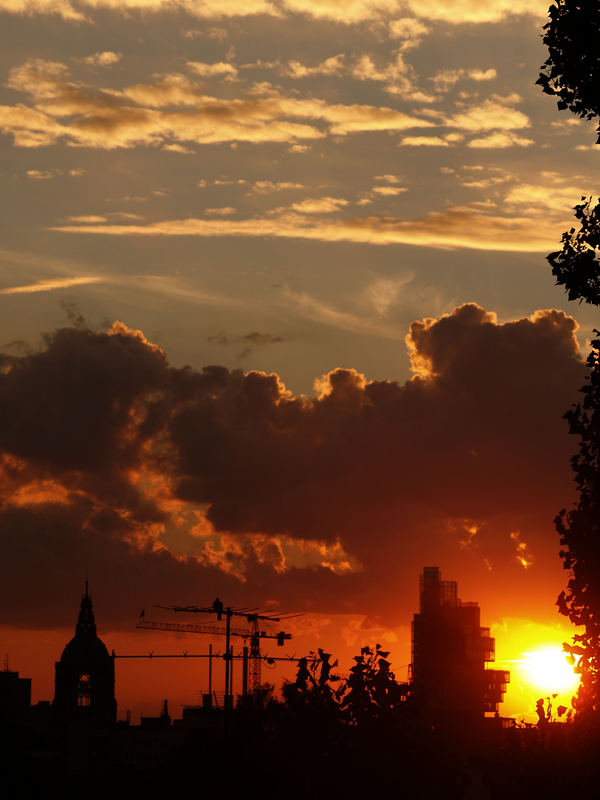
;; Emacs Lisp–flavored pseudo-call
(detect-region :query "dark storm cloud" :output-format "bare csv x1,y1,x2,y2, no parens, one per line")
0,305,587,627
172,305,582,549
0,323,168,520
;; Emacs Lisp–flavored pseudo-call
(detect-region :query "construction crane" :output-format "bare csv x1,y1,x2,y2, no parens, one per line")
136,616,291,696
154,599,298,707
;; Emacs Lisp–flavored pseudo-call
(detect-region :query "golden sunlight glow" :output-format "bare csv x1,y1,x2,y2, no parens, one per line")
523,646,580,695
492,621,581,722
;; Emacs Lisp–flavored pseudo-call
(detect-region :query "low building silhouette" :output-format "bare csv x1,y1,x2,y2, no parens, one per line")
0,664,31,726
411,566,509,721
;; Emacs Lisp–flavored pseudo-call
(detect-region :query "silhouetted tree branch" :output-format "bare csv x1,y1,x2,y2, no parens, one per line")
537,1,600,142
548,198,600,306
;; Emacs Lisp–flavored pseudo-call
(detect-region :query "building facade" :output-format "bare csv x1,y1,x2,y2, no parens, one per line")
411,567,509,720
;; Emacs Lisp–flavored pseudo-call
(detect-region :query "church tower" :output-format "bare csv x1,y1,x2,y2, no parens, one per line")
53,582,116,727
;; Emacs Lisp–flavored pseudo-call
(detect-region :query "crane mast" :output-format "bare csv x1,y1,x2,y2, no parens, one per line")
137,608,293,699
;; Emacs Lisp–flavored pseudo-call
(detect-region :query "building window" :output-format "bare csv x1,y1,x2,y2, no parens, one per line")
77,673,91,707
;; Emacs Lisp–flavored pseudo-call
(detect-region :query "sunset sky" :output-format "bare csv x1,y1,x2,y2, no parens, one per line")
0,0,597,721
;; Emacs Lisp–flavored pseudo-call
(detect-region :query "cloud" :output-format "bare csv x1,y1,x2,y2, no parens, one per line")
251,180,305,193
0,304,585,628
430,68,497,91
0,0,548,26
399,135,449,146
405,0,547,24
447,99,530,133
282,55,345,78
208,331,287,359
65,215,108,223
82,51,121,67
282,0,545,24
388,17,429,44
281,0,400,23
0,276,101,294
51,203,570,253
187,61,239,78
504,183,590,213
1,59,432,150
280,285,404,338
0,0,279,21
366,275,413,315
371,186,407,195
290,197,349,214
468,131,534,148
208,332,286,346
204,206,237,215
26,169,56,179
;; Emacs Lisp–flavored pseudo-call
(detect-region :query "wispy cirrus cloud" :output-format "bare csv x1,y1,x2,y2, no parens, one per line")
51,205,568,253
0,276,101,295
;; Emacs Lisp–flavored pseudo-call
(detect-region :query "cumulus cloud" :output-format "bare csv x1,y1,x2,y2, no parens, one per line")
0,305,585,627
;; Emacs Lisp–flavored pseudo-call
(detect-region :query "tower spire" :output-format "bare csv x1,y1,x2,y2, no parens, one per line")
76,579,96,636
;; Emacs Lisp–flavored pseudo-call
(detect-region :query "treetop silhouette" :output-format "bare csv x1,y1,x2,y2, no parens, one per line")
537,1,600,142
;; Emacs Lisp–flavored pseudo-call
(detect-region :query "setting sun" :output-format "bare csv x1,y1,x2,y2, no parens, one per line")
523,646,580,695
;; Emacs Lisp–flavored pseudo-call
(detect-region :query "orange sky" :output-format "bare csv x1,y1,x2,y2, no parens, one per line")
1,594,581,724
0,0,595,725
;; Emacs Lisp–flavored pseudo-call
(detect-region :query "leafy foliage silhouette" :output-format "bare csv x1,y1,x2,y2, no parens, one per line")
282,648,343,713
548,199,600,306
340,644,408,724
537,0,600,141
538,1,600,714
555,341,600,712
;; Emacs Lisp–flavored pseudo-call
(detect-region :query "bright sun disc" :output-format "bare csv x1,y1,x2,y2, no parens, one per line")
523,646,580,694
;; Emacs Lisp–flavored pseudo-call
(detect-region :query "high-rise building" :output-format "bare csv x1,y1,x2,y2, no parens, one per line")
53,582,116,727
411,567,509,720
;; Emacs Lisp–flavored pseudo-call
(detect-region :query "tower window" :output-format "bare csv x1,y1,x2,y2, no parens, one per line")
77,673,91,707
